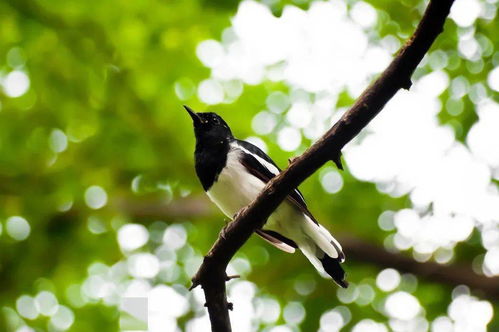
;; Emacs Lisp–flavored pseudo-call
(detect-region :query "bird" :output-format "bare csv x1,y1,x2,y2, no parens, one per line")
184,105,348,288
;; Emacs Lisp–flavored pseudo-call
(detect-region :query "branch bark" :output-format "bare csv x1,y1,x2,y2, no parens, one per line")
191,1,456,331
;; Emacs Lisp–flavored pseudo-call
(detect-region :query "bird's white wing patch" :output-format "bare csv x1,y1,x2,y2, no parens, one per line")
231,141,280,177
232,141,309,206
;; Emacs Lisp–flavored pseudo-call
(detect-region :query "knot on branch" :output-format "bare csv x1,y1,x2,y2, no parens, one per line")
189,256,240,291
401,79,413,90
204,301,234,311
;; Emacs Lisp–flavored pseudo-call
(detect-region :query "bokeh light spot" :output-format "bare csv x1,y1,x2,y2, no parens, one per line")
376,268,401,292
2,70,30,97
337,283,359,304
350,2,377,28
245,136,268,153
118,223,149,251
50,305,75,330
487,66,499,92
84,185,108,209
352,319,387,332
35,291,59,316
163,224,187,250
268,326,293,332
266,91,290,114
320,309,346,332
450,0,482,27
255,297,280,324
355,284,375,306
449,294,493,329
431,316,454,332
7,47,26,68
293,275,316,296
277,127,301,151
148,285,189,318
483,247,499,275
283,301,306,325
377,211,395,231
128,253,160,278
16,295,38,320
49,129,68,153
385,291,421,320
321,169,343,194
252,111,277,135
198,79,224,105
196,40,225,68
6,216,31,241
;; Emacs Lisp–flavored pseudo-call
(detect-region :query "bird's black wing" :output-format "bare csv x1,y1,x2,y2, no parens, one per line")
255,229,297,253
234,139,319,225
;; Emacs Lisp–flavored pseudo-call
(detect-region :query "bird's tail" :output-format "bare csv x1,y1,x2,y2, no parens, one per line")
300,216,348,288
319,254,348,288
300,244,348,288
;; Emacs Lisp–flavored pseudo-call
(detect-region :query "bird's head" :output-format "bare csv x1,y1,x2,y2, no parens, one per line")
184,105,233,142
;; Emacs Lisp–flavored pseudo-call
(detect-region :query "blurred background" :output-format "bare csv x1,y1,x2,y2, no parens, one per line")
0,0,498,331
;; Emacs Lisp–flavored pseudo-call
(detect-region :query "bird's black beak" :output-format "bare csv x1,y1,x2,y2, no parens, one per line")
184,105,202,126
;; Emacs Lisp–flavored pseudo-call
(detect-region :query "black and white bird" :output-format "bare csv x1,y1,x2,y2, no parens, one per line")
185,105,348,288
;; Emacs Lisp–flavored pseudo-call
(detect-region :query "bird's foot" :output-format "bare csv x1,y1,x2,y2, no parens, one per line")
233,207,247,221
220,223,231,240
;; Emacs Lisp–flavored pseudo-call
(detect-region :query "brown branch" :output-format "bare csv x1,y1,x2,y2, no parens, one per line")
191,1,455,331
342,237,499,302
111,195,214,219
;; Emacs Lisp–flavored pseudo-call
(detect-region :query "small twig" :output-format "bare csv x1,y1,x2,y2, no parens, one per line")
226,274,240,281
332,152,344,170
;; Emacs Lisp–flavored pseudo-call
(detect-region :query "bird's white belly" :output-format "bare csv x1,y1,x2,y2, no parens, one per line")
207,152,265,218
206,150,302,237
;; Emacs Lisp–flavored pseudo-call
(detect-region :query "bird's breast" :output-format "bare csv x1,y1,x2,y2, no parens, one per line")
207,150,266,218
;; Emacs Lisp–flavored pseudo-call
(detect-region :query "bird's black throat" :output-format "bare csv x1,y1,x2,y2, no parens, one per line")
194,136,230,191
185,107,234,191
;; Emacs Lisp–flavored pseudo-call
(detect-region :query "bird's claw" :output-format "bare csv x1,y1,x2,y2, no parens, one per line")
220,223,230,240
233,207,246,221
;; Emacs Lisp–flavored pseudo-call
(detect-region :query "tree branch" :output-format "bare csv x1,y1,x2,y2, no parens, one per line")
342,237,499,301
111,195,214,219
191,1,455,331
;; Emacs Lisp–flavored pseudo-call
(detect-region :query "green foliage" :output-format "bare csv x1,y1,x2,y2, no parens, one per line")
0,0,497,331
